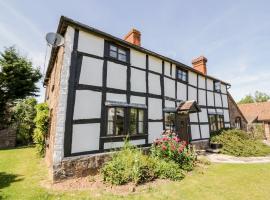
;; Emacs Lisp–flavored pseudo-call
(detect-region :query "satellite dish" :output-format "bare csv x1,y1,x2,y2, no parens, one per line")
45,32,64,47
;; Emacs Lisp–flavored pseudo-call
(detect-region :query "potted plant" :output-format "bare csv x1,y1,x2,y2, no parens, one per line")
210,142,223,149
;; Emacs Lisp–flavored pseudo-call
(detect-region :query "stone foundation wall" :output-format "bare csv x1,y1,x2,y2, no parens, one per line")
0,128,16,149
191,139,209,150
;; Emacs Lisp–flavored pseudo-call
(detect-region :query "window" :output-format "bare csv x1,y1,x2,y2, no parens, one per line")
176,68,187,82
164,112,176,131
107,107,145,136
235,117,241,129
108,43,128,62
214,81,221,92
209,114,224,132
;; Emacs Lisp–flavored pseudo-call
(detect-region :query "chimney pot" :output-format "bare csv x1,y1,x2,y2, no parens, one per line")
192,56,207,75
124,28,141,46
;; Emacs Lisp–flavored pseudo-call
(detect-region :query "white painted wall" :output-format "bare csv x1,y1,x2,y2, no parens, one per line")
148,98,162,119
149,55,162,73
130,68,146,92
148,122,163,143
207,79,214,91
189,72,197,86
165,100,175,107
177,82,187,100
164,62,175,78
199,108,208,122
207,91,214,106
188,86,197,101
79,56,103,86
78,31,104,57
107,61,127,90
224,110,230,122
107,93,126,102
198,76,206,89
164,77,175,98
71,123,100,153
222,94,228,108
104,139,146,149
73,90,102,119
198,89,206,105
200,125,210,138
214,93,222,107
130,49,146,69
221,84,227,93
148,73,161,95
189,113,198,122
130,96,146,104
191,125,200,140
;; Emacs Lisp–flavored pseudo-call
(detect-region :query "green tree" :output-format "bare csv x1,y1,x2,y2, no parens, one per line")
0,46,42,128
238,94,255,104
12,98,37,145
238,91,270,104
254,91,270,102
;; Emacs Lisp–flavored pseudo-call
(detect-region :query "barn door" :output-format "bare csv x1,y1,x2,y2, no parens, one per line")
175,114,190,143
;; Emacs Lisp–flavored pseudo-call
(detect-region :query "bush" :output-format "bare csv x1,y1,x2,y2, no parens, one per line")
151,130,196,171
101,142,185,185
12,98,37,145
33,103,49,157
211,129,270,157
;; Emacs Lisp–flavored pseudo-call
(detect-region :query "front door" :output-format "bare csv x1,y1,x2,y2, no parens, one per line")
175,113,190,143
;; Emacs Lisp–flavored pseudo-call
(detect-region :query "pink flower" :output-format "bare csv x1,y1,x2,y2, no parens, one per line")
162,145,167,150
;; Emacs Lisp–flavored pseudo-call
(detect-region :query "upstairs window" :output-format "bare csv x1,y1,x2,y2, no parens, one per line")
209,114,224,132
176,68,188,82
108,43,128,63
214,81,221,92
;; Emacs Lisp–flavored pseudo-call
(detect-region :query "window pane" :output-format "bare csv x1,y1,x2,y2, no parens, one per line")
109,50,117,58
138,110,144,121
115,108,124,135
107,121,114,135
118,48,126,55
129,108,137,134
209,115,217,131
110,45,117,51
138,122,144,134
165,113,175,131
107,108,115,135
118,53,127,62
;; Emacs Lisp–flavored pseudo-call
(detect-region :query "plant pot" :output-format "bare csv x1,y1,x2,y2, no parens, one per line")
210,143,223,149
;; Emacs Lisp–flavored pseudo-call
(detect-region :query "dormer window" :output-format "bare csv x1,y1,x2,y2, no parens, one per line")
108,43,129,63
214,81,221,92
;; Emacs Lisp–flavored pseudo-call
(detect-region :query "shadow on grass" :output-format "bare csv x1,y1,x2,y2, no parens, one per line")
0,145,34,151
0,172,24,200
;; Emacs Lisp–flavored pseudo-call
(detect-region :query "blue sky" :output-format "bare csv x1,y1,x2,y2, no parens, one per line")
0,0,270,102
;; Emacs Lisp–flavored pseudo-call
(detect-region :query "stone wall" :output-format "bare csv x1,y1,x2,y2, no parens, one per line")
191,139,209,150
0,128,16,149
228,93,248,130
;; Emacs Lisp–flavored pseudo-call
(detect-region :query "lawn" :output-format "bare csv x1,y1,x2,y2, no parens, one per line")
1,147,270,200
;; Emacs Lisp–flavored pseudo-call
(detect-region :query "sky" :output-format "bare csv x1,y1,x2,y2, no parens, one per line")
0,0,270,102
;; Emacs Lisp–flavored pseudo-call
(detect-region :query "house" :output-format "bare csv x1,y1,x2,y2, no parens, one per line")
44,16,231,181
227,93,248,130
238,102,270,139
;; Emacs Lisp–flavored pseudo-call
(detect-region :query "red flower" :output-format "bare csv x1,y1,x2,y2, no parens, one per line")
162,137,169,141
182,141,187,146
170,144,176,151
178,146,184,153
162,145,167,150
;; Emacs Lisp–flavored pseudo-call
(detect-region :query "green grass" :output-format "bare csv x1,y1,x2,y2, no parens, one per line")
1,147,270,200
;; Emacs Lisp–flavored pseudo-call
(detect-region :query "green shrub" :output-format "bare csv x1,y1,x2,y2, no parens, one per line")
33,103,49,157
151,130,196,171
101,142,185,185
211,129,270,157
12,98,37,145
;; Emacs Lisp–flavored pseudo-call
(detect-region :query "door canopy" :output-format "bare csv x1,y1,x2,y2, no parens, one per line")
177,100,201,114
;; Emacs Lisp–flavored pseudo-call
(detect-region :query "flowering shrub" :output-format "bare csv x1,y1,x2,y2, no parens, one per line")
151,130,196,171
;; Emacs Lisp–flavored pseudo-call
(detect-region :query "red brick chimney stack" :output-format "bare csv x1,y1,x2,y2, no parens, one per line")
124,29,141,46
192,56,207,75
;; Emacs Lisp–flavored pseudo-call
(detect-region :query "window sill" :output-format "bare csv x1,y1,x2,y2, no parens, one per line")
101,134,148,142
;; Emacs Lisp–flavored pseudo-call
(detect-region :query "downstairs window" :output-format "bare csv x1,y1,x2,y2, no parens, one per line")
209,114,224,132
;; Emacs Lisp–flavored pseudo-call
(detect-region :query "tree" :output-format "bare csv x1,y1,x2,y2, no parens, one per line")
238,91,270,104
12,98,37,145
0,46,42,128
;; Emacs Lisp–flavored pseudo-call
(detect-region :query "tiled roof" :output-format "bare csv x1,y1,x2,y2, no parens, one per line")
238,101,270,123
177,100,201,113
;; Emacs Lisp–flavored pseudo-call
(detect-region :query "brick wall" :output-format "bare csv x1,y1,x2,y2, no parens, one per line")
0,128,16,149
228,93,247,130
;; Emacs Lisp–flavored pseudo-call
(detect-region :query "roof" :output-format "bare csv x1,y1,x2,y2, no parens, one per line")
44,16,231,86
238,101,270,123
177,100,201,113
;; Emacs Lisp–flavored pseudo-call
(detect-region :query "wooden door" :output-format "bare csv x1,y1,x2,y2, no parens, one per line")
175,114,190,143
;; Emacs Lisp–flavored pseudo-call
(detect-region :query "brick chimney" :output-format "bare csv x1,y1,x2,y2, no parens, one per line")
192,56,207,75
124,29,141,46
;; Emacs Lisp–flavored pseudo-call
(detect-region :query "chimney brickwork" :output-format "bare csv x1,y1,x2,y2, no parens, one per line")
124,29,141,46
192,56,207,75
